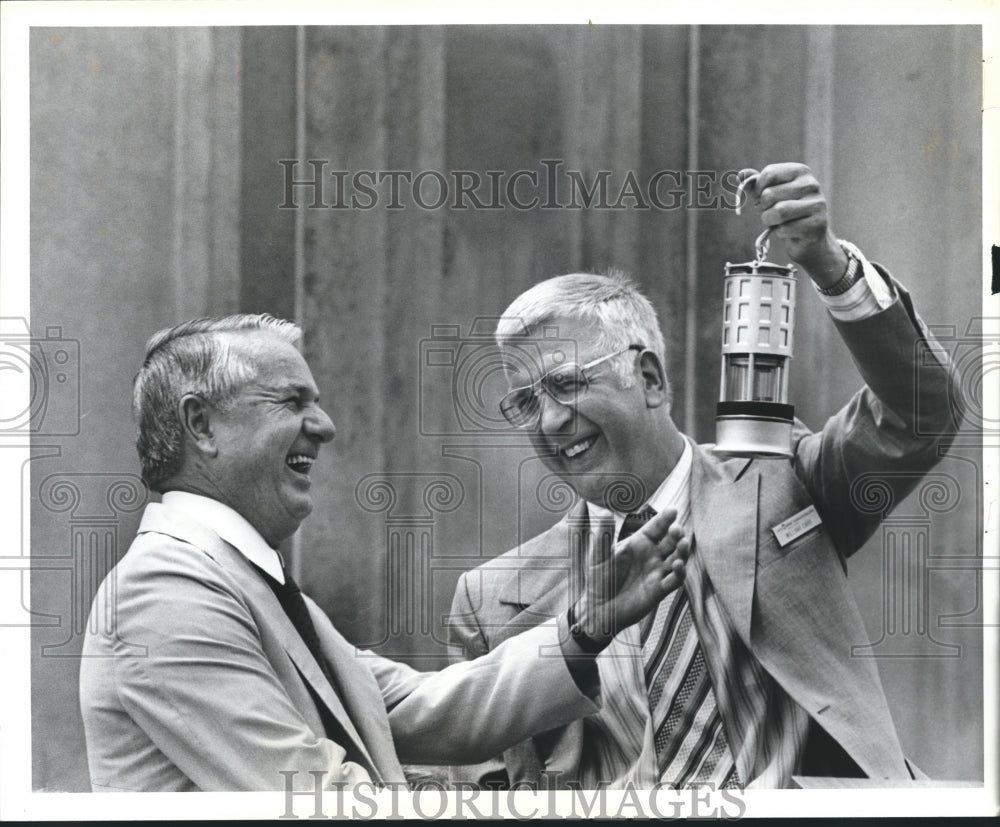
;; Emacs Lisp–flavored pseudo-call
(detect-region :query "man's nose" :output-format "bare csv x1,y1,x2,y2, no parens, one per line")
306,406,336,443
536,388,574,434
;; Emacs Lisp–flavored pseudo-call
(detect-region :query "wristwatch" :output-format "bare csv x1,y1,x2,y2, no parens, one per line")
817,240,863,296
567,603,605,654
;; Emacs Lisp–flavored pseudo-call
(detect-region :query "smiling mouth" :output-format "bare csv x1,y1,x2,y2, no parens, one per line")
562,436,597,459
286,454,315,475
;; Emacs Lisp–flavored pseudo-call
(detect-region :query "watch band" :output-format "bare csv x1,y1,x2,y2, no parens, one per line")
817,240,863,296
567,603,605,654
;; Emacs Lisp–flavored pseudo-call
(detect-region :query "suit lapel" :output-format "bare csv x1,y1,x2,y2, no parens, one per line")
685,446,907,777
137,503,383,782
686,440,758,646
305,604,403,783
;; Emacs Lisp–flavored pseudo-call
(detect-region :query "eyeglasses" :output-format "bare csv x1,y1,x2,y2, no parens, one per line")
499,344,644,429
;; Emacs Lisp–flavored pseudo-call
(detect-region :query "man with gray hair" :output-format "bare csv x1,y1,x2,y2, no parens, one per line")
79,313,691,791
448,163,964,789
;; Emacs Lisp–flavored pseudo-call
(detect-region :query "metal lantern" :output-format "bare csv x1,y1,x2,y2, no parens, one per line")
714,226,797,458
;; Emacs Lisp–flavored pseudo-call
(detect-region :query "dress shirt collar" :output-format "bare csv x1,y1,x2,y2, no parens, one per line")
160,490,285,583
587,439,694,534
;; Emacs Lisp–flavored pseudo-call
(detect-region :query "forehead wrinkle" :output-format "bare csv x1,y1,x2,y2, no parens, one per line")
261,380,320,399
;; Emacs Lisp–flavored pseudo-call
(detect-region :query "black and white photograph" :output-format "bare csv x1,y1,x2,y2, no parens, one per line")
1,0,996,820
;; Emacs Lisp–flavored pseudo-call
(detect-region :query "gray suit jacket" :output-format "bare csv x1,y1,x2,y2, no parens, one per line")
448,274,963,786
80,502,600,791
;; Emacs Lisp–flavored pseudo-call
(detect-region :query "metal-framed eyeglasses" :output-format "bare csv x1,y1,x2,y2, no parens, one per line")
499,344,644,429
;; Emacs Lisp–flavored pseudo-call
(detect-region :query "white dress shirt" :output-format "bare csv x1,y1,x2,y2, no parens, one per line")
160,490,286,583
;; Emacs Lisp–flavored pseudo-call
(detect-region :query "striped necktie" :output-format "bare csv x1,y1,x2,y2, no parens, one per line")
620,508,741,789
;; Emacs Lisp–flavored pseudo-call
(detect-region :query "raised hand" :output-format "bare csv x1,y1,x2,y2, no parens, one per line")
737,162,849,289
570,508,690,650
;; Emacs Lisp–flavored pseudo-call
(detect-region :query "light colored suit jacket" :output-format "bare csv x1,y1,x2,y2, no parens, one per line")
449,274,963,786
79,502,600,791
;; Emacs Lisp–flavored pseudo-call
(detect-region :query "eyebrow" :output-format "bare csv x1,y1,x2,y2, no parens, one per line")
261,382,318,399
507,358,580,385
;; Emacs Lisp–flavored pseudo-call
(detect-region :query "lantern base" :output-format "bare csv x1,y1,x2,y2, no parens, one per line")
714,402,794,458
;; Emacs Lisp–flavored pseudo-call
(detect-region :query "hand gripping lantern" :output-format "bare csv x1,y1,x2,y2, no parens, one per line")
714,176,797,458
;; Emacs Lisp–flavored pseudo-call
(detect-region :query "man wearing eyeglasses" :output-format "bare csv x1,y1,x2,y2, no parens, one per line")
448,163,964,789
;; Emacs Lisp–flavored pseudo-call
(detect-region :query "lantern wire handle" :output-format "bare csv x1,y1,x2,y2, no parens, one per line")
754,227,772,263
735,172,773,264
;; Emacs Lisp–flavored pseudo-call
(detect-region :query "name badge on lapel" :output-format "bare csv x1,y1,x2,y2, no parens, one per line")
771,505,822,547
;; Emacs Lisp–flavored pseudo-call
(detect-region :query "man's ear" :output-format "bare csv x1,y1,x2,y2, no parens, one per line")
178,394,218,457
638,350,670,409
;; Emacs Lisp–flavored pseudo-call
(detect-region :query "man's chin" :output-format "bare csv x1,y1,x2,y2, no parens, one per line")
273,499,312,538
558,474,649,513
291,499,313,522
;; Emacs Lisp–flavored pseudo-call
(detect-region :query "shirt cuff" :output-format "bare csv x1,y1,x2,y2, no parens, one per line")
814,239,895,322
556,611,603,699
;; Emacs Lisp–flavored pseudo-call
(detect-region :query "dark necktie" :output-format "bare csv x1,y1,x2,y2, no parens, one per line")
256,564,336,687
617,504,657,542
